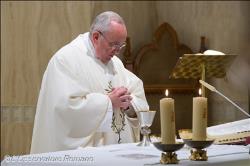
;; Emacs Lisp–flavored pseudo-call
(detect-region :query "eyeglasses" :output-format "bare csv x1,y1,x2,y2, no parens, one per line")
97,31,126,51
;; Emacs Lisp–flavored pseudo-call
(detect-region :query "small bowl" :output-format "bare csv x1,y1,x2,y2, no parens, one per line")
153,142,184,152
183,139,214,149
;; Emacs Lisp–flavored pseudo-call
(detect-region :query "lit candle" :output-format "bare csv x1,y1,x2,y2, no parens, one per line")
160,89,176,144
192,97,207,140
198,88,202,96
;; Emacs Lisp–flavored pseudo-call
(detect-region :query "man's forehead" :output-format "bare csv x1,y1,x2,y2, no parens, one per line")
105,22,127,42
109,21,126,32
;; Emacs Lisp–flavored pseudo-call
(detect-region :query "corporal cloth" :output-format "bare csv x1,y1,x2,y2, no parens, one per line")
30,33,149,154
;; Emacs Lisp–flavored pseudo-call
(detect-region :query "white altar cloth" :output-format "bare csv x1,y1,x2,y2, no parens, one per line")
2,143,250,166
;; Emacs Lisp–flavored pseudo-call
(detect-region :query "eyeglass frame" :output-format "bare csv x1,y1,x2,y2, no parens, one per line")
97,30,126,51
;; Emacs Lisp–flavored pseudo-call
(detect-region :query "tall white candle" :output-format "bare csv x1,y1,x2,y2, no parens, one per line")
160,90,176,144
192,97,207,141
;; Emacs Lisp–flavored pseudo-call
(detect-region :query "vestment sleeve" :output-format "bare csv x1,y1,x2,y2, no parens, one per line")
37,55,109,143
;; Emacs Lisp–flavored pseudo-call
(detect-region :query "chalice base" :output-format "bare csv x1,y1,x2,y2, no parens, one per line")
137,134,151,146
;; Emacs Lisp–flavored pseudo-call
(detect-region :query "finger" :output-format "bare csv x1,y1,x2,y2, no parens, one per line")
111,87,118,93
116,88,127,97
120,101,131,110
116,87,128,92
120,95,132,102
119,86,127,90
125,91,131,95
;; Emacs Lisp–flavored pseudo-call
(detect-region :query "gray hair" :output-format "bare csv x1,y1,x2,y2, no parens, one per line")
89,11,125,36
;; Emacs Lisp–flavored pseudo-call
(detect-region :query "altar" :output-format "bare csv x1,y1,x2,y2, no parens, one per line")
2,142,249,166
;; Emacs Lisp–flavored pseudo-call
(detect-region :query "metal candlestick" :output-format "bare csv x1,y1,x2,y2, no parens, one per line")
153,142,184,164
183,139,214,161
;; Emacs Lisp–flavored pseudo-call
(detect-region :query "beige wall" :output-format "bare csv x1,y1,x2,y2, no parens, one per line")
155,1,250,123
1,0,249,158
1,1,92,105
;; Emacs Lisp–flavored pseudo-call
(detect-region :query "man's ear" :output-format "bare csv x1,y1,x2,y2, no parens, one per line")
92,32,99,42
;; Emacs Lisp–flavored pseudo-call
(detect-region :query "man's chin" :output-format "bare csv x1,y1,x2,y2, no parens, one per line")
108,55,115,60
102,56,113,64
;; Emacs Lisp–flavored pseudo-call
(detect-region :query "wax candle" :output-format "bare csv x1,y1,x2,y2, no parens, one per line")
160,90,176,144
198,88,202,96
192,97,207,141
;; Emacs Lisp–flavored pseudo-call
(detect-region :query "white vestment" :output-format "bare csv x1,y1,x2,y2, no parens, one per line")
30,32,149,154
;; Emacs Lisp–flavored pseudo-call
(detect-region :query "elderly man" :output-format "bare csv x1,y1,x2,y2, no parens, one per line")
30,11,149,154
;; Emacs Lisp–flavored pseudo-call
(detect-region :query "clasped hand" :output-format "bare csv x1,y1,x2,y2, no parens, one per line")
108,86,132,110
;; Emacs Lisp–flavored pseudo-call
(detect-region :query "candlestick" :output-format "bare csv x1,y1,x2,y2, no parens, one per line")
192,97,207,141
160,90,176,144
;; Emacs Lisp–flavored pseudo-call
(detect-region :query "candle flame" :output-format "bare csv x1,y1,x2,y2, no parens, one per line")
199,88,202,96
165,89,169,97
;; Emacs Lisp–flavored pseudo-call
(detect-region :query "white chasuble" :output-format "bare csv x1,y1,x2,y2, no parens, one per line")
30,32,149,154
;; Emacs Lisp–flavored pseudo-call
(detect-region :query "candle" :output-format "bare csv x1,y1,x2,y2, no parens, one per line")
198,88,202,96
160,90,176,144
192,97,207,141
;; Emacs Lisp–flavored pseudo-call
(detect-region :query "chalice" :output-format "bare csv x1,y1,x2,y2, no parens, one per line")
137,110,156,146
